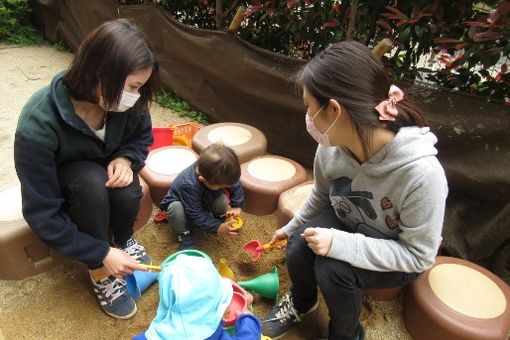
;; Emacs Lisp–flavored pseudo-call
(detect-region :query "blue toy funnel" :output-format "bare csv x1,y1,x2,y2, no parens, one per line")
125,270,159,300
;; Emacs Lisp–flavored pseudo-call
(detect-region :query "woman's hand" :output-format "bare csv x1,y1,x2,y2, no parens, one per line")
106,157,133,188
217,219,238,236
270,228,289,245
301,227,333,256
103,247,146,277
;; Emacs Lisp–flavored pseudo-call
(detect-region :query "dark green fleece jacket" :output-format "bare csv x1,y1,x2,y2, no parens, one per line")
14,72,153,267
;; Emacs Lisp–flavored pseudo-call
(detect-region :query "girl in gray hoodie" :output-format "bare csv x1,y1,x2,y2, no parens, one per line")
262,41,448,340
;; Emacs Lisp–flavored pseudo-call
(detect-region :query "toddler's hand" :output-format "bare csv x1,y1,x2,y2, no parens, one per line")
227,207,242,217
301,227,333,256
217,219,237,236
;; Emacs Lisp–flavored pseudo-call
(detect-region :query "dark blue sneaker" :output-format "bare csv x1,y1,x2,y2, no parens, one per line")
89,274,136,319
121,238,151,264
262,293,319,339
177,231,194,250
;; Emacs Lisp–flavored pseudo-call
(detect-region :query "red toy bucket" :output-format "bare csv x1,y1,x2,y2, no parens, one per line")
150,127,173,150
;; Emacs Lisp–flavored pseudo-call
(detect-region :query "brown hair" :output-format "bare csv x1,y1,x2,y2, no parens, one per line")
63,18,160,112
197,144,241,186
296,41,426,159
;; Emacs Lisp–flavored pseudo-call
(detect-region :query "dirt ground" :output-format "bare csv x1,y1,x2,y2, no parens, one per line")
0,44,412,340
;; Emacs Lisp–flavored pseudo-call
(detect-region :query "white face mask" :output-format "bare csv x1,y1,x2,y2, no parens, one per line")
100,90,140,112
305,104,340,147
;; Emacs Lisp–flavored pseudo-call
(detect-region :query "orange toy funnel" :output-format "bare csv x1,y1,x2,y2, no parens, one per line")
242,239,287,262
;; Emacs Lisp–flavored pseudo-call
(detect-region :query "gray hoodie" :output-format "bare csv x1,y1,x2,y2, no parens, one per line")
282,127,448,273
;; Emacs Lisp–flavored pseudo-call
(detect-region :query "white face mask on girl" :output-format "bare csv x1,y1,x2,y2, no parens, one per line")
305,104,340,147
100,90,141,112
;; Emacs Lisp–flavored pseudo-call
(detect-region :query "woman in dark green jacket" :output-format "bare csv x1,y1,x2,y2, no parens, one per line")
14,19,159,319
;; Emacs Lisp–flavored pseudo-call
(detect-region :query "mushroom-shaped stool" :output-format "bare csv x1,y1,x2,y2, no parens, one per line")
192,122,267,164
240,155,308,215
404,256,510,340
140,146,198,206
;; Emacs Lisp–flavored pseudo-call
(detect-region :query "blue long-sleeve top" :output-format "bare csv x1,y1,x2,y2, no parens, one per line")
159,163,244,233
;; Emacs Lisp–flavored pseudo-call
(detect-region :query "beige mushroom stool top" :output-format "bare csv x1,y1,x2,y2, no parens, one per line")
0,182,71,280
191,122,267,164
404,256,510,340
140,146,199,206
240,155,308,215
275,180,313,227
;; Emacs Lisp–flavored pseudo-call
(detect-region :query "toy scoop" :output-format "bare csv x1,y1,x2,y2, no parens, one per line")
226,214,244,230
242,239,287,262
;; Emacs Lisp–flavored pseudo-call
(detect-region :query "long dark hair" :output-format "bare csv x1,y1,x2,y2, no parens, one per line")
297,41,426,159
63,18,160,112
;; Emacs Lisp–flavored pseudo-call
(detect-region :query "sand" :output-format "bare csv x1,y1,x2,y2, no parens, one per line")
0,44,412,340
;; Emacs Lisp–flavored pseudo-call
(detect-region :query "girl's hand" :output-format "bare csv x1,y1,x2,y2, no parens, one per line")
301,227,333,256
106,157,133,188
227,207,242,217
217,219,238,236
102,247,145,277
270,228,289,245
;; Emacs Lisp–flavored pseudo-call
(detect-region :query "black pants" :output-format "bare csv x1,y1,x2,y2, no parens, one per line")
58,161,142,264
287,207,419,340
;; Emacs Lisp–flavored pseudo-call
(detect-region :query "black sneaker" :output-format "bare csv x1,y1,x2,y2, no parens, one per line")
177,231,194,250
262,293,319,339
90,274,137,319
121,238,151,264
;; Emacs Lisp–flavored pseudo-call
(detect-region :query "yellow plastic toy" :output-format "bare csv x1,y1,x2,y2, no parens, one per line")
226,215,244,230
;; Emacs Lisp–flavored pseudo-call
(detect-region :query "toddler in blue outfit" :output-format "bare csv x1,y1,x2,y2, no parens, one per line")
133,254,261,339
160,143,244,249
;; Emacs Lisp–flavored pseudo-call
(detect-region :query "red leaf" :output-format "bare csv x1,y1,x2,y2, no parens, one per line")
323,19,341,28
489,3,510,25
463,21,491,28
434,37,463,44
287,0,296,9
376,18,391,30
502,64,508,74
245,5,264,16
454,42,469,50
384,5,408,19
472,31,504,42
333,1,341,14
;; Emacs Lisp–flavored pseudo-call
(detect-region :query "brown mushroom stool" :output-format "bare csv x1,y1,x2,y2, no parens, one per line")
0,182,71,280
275,181,313,227
140,146,199,206
191,122,267,164
403,256,510,340
240,155,308,215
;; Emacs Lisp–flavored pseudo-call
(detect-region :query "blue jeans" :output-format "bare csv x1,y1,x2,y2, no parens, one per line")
287,207,419,340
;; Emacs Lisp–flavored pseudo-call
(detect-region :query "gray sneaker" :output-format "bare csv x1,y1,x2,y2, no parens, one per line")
90,274,137,319
262,293,319,339
121,238,151,264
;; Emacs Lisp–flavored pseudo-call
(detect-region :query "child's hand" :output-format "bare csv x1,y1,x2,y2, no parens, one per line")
227,207,242,217
301,227,333,256
217,219,238,236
